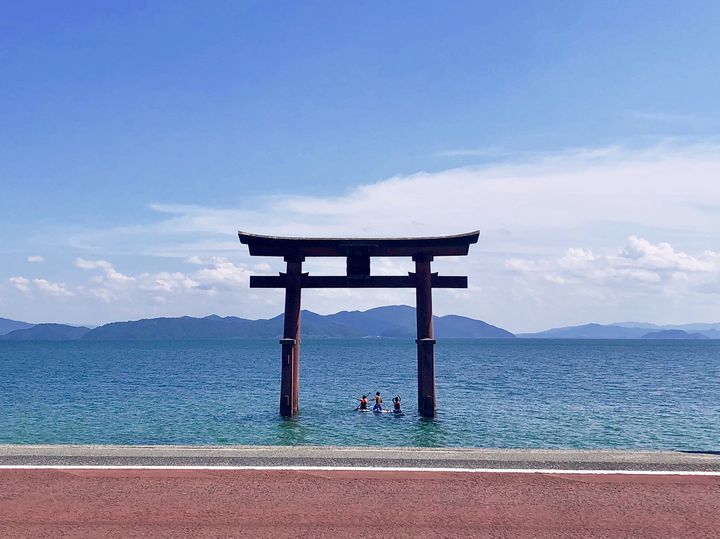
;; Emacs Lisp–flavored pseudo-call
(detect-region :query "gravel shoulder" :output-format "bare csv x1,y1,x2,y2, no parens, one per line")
1,444,719,471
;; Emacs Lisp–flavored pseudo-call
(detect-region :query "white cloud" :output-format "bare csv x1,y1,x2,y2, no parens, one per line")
193,257,253,289
75,258,112,270
507,236,720,291
63,143,720,264
27,255,45,263
138,272,200,294
32,279,74,297
9,277,31,293
8,276,73,297
7,142,720,330
76,257,134,281
558,248,595,269
162,143,720,241
71,256,253,303
620,236,720,273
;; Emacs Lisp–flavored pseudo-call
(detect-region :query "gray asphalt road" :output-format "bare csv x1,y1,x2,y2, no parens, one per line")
1,444,720,471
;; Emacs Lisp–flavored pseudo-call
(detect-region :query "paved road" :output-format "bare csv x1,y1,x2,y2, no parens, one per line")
1,467,719,538
2,444,720,471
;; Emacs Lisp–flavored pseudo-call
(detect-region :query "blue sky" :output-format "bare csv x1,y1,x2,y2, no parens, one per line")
2,1,720,331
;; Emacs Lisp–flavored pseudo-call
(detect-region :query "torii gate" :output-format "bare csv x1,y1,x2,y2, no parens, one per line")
239,231,479,418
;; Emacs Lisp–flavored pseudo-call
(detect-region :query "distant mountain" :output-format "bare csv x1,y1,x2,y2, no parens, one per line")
613,321,664,330
324,306,514,338
641,329,709,340
82,312,362,341
0,323,90,341
614,321,720,335
5,310,720,341
434,314,514,338
518,323,649,339
84,315,267,341
0,317,34,336
326,305,417,337
4,309,720,341
20,305,512,341
291,311,365,338
521,322,720,339
674,323,720,331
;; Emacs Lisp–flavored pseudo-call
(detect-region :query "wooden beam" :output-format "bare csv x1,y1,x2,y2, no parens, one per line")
239,231,480,258
250,274,468,289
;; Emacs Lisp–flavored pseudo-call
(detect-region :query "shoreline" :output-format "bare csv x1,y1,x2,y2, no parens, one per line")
1,444,720,472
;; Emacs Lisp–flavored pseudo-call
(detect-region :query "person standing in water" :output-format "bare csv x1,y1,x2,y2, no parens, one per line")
392,395,402,413
373,391,383,412
356,395,369,410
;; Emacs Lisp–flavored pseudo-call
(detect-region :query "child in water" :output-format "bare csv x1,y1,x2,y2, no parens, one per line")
356,395,369,410
392,395,402,413
373,391,383,411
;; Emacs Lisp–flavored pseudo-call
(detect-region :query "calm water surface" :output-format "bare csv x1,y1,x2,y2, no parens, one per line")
1,339,718,449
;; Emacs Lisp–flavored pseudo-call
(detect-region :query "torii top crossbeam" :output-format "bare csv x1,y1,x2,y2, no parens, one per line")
239,231,480,258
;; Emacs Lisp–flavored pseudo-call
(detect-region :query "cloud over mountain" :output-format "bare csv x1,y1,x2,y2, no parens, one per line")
3,143,720,330
507,236,720,292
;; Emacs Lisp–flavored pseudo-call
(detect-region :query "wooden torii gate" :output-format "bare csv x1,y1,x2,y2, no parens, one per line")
239,231,479,418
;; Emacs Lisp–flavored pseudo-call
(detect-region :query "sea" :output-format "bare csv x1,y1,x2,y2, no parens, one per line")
1,339,718,450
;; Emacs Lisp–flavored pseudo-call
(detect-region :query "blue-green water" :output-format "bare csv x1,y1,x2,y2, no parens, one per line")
1,339,719,450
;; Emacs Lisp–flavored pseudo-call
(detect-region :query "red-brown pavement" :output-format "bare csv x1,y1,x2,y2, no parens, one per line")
1,469,718,538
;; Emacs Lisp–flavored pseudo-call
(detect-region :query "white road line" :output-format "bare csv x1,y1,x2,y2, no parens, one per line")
0,465,719,476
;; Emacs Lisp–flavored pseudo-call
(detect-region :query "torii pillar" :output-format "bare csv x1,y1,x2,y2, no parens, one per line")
239,230,479,418
279,256,303,416
414,254,436,417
